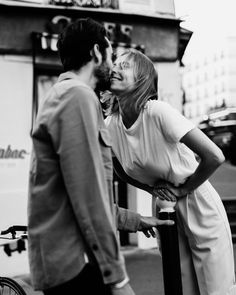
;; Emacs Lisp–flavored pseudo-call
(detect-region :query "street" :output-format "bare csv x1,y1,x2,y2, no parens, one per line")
3,161,236,295
126,160,236,295
209,161,236,199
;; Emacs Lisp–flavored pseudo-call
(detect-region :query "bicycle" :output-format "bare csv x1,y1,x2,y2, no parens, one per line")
0,225,28,295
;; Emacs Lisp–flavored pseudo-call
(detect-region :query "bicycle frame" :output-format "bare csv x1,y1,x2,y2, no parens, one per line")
0,225,28,295
0,226,28,256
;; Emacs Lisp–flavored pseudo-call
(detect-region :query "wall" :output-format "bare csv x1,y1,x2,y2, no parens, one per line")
0,54,32,276
0,4,180,62
157,61,183,111
0,2,183,253
154,0,175,15
0,55,32,226
118,0,175,16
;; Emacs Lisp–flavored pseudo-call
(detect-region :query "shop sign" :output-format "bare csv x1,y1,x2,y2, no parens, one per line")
0,145,28,160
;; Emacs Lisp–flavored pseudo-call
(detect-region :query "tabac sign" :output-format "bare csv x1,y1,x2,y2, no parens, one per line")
0,143,31,193
0,55,32,195
0,145,28,159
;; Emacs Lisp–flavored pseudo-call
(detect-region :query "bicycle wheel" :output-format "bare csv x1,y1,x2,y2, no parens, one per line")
0,277,26,295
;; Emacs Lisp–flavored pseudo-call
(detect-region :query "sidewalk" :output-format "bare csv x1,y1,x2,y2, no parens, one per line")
125,243,236,295
11,162,236,294
14,244,236,295
13,247,164,295
124,246,165,295
13,246,164,295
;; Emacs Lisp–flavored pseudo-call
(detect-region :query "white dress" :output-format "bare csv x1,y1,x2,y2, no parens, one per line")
105,100,236,295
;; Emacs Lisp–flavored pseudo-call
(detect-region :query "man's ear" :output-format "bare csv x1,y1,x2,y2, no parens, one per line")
90,44,102,65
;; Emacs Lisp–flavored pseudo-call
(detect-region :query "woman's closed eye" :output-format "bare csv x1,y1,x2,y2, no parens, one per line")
113,61,131,70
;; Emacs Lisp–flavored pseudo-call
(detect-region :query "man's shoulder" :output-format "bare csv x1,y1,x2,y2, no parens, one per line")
55,80,98,106
57,79,95,95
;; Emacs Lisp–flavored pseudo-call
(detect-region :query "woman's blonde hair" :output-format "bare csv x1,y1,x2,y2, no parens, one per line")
103,48,158,115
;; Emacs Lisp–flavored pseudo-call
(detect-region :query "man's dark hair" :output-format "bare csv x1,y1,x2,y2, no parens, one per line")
57,18,109,71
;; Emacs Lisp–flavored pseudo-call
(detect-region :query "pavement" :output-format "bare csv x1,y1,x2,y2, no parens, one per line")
124,246,165,295
14,244,236,295
12,246,164,295
209,161,236,199
10,162,236,294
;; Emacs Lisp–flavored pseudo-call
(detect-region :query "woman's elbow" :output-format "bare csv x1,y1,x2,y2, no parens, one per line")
213,148,225,167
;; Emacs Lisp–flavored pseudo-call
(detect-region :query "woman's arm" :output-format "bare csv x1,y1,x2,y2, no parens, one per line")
179,127,225,193
113,156,154,195
155,127,225,198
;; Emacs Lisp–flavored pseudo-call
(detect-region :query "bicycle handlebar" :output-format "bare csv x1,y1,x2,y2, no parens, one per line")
0,225,28,256
0,225,27,238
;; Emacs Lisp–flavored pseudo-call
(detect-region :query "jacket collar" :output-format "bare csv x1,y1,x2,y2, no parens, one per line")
58,71,92,91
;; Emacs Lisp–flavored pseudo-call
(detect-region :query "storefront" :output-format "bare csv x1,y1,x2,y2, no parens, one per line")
0,0,191,260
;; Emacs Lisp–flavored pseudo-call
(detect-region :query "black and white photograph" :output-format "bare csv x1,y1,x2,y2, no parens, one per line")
1,0,236,294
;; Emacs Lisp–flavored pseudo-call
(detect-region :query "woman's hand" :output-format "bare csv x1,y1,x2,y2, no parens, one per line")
152,180,187,201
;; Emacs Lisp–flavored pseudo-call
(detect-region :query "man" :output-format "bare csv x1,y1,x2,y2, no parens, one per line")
27,18,173,295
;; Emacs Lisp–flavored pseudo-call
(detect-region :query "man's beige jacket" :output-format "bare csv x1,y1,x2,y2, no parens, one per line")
28,72,141,290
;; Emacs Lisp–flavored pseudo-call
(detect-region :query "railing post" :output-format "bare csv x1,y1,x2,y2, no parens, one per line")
157,200,183,295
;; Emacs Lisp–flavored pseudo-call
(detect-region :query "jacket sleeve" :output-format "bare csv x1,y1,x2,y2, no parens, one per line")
115,204,141,232
50,86,128,285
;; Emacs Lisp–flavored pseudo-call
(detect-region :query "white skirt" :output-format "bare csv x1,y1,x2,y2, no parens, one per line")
155,180,236,295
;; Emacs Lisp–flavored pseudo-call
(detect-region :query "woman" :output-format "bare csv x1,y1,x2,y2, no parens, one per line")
104,49,236,295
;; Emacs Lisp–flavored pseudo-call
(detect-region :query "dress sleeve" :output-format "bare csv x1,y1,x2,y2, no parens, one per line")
150,101,196,143
104,115,111,126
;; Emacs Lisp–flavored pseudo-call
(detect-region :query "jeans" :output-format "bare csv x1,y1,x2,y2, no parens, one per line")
43,263,112,295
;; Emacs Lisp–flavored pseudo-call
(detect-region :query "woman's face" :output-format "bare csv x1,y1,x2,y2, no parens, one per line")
110,54,136,95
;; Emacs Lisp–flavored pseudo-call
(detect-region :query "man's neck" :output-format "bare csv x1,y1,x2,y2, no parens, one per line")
71,65,96,90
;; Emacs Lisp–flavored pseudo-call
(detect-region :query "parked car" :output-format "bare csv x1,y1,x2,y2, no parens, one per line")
198,108,236,165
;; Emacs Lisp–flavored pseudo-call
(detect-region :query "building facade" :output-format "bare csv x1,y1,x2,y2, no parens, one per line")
182,36,236,124
0,0,191,273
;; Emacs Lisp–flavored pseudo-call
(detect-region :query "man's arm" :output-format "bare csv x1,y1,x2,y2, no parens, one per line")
115,205,174,237
51,86,128,285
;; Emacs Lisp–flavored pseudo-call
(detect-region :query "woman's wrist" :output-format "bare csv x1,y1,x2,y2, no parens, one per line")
110,277,129,289
179,185,191,197
148,185,155,195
